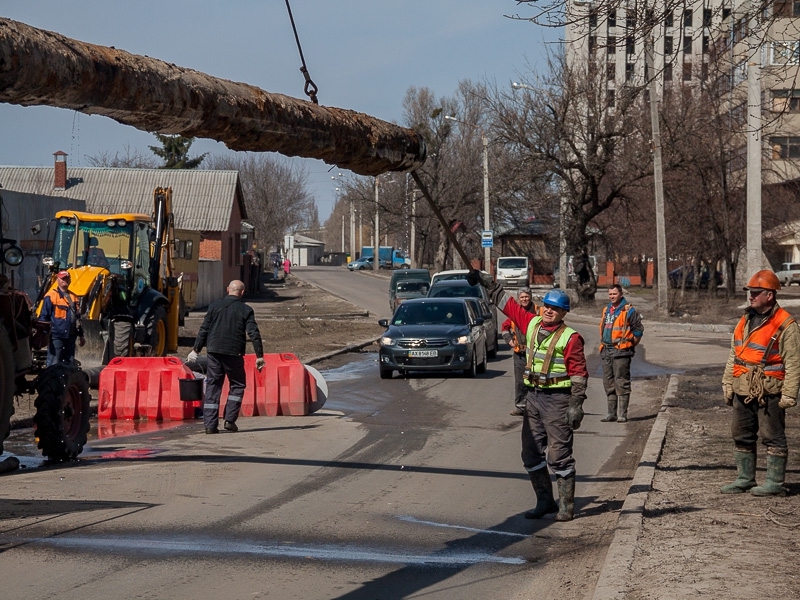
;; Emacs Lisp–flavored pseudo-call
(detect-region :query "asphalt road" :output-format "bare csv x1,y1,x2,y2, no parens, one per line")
0,266,678,599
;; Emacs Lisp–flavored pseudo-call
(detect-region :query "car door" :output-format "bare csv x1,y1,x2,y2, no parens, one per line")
464,300,487,364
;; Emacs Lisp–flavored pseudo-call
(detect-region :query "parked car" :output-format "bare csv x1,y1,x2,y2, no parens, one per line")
464,297,498,358
428,278,499,341
775,262,800,286
388,268,431,312
391,280,430,310
430,269,490,287
668,266,723,289
377,298,488,379
347,256,389,271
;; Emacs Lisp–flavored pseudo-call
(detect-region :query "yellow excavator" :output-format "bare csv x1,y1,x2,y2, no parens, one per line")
35,187,182,365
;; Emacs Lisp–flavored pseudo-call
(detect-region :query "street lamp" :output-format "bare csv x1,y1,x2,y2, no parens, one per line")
444,115,491,273
511,82,569,291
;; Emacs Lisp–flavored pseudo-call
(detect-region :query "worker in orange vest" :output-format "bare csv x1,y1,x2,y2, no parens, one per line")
721,270,800,496
39,270,85,366
501,287,541,416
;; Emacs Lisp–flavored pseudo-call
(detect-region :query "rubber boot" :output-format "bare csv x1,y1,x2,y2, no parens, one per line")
617,395,630,423
555,474,576,522
751,454,787,496
720,451,757,494
600,395,617,422
524,468,559,519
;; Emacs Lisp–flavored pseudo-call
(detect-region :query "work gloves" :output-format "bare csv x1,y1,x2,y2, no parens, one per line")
567,376,587,430
466,269,493,288
722,383,734,406
256,357,265,372
779,395,797,409
187,350,198,362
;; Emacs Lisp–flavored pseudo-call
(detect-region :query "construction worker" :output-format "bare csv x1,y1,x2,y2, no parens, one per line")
473,273,588,521
721,269,800,496
599,283,643,423
188,280,265,434
501,286,540,416
39,270,85,366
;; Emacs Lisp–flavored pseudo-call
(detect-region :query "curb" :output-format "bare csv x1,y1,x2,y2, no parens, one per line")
591,374,678,600
305,335,381,366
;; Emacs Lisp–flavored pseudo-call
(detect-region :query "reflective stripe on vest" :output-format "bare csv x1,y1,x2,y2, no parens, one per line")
525,316,576,389
732,307,795,380
599,303,635,351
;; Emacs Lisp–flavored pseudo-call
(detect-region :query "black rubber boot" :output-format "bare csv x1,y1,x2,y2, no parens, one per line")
524,468,559,519
751,454,787,496
600,395,618,422
720,451,757,494
617,395,630,423
555,474,576,521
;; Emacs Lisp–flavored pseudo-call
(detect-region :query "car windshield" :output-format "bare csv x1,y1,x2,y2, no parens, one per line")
396,281,428,293
429,285,480,298
498,258,527,269
393,302,466,325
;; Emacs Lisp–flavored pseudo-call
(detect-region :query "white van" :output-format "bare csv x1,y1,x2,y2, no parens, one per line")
495,256,530,288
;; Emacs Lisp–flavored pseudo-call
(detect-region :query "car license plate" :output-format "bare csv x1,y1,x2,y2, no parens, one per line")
408,350,438,357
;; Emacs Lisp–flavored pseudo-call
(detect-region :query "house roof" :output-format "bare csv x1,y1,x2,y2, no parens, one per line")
495,219,548,237
0,166,245,232
293,233,325,246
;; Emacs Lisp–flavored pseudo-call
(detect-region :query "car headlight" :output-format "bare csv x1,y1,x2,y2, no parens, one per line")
451,334,471,345
380,337,396,347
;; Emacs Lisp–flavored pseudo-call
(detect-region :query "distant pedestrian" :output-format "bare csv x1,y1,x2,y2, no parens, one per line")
501,287,540,416
283,258,291,279
720,270,800,496
273,256,281,281
599,284,643,423
39,270,85,366
188,280,265,434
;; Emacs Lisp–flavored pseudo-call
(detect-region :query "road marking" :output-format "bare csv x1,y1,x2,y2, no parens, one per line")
397,515,528,538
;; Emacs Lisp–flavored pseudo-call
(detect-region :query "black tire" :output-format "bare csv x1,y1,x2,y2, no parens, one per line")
112,320,133,358
146,305,168,357
0,326,16,453
477,346,488,374
379,368,393,379
33,364,91,461
487,337,498,359
463,351,477,378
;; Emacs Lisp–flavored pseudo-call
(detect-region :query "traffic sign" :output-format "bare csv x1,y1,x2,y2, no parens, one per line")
481,230,493,240
481,239,493,247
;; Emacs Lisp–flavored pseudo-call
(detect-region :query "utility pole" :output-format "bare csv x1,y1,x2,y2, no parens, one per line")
746,55,762,278
410,193,417,268
646,37,668,313
374,177,380,272
481,132,491,273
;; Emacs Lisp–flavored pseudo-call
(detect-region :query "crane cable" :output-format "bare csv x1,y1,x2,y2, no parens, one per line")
284,0,319,104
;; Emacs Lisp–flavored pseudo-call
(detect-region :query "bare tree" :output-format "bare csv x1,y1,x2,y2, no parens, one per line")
86,143,158,168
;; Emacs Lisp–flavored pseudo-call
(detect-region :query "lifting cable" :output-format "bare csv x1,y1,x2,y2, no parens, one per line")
284,0,319,104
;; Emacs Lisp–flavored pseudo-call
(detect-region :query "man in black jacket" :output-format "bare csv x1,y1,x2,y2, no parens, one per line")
188,280,265,434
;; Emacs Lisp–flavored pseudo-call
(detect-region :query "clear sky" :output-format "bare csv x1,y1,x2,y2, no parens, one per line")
0,1,556,220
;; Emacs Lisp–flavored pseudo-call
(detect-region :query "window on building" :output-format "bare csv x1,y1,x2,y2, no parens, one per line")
608,35,616,54
664,63,673,81
683,62,692,80
665,11,673,28
702,36,709,53
664,36,673,54
627,36,635,55
683,35,693,54
771,41,800,65
608,10,616,28
606,89,616,108
607,62,615,81
626,14,636,30
626,62,635,82
684,9,693,27
703,8,712,27
589,11,598,29
722,8,731,20
775,0,800,17
772,89,800,112
589,36,597,52
771,136,800,159
733,18,747,44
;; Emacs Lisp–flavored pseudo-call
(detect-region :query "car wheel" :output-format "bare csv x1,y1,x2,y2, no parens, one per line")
380,368,393,379
463,351,477,378
477,346,488,374
487,337,498,359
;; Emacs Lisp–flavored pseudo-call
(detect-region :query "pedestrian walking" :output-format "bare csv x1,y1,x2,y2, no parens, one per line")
599,283,643,423
473,273,588,521
188,280,265,434
283,257,291,279
501,286,540,416
720,270,800,496
39,270,85,366
273,256,281,281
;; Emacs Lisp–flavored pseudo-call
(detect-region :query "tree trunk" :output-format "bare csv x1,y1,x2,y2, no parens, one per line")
0,18,425,177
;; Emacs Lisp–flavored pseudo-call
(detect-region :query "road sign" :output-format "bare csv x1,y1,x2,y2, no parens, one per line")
481,239,493,248
481,230,493,240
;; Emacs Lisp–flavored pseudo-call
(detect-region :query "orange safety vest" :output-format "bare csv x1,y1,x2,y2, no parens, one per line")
733,307,795,380
510,303,542,353
599,303,636,351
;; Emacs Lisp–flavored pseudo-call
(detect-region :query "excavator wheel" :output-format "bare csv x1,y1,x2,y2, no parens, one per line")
146,305,168,357
0,327,16,454
33,364,91,461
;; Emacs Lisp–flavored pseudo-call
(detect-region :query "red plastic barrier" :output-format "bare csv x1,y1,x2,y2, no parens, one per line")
98,357,200,421
219,353,315,417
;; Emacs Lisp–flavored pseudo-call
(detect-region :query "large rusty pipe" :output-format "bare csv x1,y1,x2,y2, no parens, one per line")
0,18,425,177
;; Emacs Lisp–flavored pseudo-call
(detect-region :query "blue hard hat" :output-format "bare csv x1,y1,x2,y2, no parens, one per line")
542,288,570,311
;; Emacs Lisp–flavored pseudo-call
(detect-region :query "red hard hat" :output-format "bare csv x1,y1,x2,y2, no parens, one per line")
743,270,781,291
56,270,71,281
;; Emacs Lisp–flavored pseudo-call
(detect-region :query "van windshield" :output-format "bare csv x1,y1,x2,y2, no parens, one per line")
498,258,527,269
